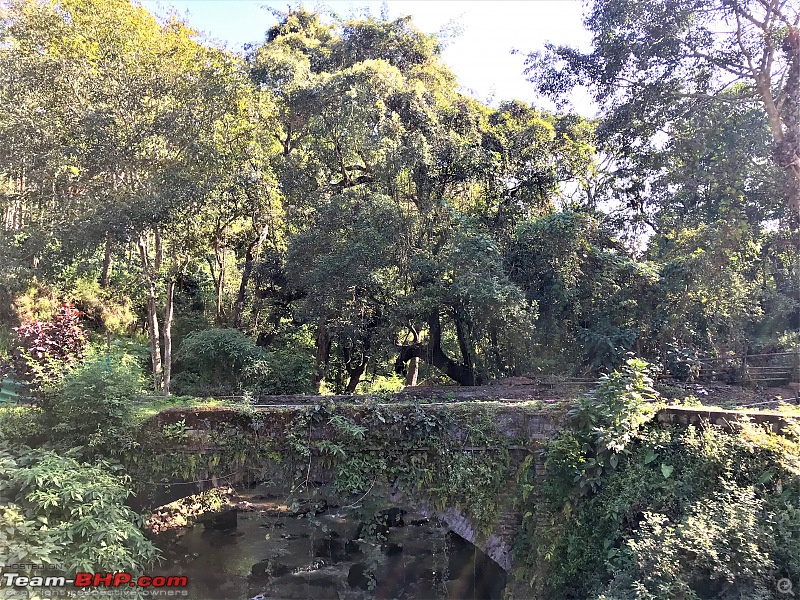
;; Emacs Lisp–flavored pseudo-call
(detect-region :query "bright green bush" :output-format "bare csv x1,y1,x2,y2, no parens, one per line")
0,446,158,573
0,406,42,447
176,328,261,392
46,357,142,457
354,373,406,395
242,349,316,395
68,276,136,334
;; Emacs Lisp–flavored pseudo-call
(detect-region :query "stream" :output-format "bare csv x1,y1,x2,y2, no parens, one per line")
150,483,506,600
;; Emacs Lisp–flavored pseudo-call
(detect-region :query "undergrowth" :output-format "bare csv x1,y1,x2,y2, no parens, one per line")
513,358,800,599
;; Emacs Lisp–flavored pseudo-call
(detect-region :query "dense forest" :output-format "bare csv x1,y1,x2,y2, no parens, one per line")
1,0,798,396
2,2,800,599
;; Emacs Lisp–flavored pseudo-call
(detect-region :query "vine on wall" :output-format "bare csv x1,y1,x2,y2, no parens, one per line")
130,400,519,542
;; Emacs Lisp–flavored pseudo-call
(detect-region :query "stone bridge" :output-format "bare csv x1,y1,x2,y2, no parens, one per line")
134,398,794,576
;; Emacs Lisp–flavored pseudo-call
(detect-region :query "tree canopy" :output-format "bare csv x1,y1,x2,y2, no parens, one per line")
0,0,796,394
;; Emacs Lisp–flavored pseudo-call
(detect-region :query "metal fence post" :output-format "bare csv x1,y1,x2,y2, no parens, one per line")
740,350,749,386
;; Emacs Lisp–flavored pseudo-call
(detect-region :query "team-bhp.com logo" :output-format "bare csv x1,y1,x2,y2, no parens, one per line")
2,572,188,589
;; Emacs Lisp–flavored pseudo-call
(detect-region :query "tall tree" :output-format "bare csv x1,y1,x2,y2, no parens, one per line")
246,10,599,387
525,0,800,220
0,0,258,394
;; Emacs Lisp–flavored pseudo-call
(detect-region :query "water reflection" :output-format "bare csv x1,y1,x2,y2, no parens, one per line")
150,484,506,600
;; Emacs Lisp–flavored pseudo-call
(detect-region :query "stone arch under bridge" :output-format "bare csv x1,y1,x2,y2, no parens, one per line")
134,402,562,573
132,402,791,575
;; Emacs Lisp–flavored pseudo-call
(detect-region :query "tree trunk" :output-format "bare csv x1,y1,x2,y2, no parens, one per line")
428,312,478,385
454,312,475,378
233,222,270,329
145,292,162,390
162,277,176,396
206,253,224,322
345,358,368,394
760,35,800,218
9,165,25,229
343,340,370,394
215,250,225,321
782,36,800,220
233,247,254,329
489,326,505,376
314,321,331,393
405,328,420,386
100,237,113,288
395,312,479,386
154,228,163,271
758,74,786,146
138,235,162,391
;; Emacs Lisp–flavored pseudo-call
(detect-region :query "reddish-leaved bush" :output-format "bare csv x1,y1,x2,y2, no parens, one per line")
1,303,88,390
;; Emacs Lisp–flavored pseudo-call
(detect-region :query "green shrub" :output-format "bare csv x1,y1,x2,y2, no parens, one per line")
67,277,136,334
176,328,261,391
47,357,142,457
564,357,659,495
0,446,158,573
86,336,151,370
604,482,777,599
168,370,203,396
0,407,43,447
514,359,800,599
355,373,406,395
242,349,316,395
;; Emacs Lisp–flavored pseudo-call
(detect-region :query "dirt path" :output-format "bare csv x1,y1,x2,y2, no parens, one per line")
250,378,800,410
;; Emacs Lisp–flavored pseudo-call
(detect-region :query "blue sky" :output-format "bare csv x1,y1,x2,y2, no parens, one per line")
140,0,596,115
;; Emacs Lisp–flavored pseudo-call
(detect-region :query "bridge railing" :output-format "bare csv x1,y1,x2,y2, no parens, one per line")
687,351,797,386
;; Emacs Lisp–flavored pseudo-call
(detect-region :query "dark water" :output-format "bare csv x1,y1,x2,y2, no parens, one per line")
150,485,506,600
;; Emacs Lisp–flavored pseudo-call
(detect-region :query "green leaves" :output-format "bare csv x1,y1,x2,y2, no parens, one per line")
44,356,141,459
521,372,800,600
328,415,367,441
525,0,796,179
177,328,261,389
567,358,658,471
611,481,779,598
0,446,158,575
242,350,317,396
